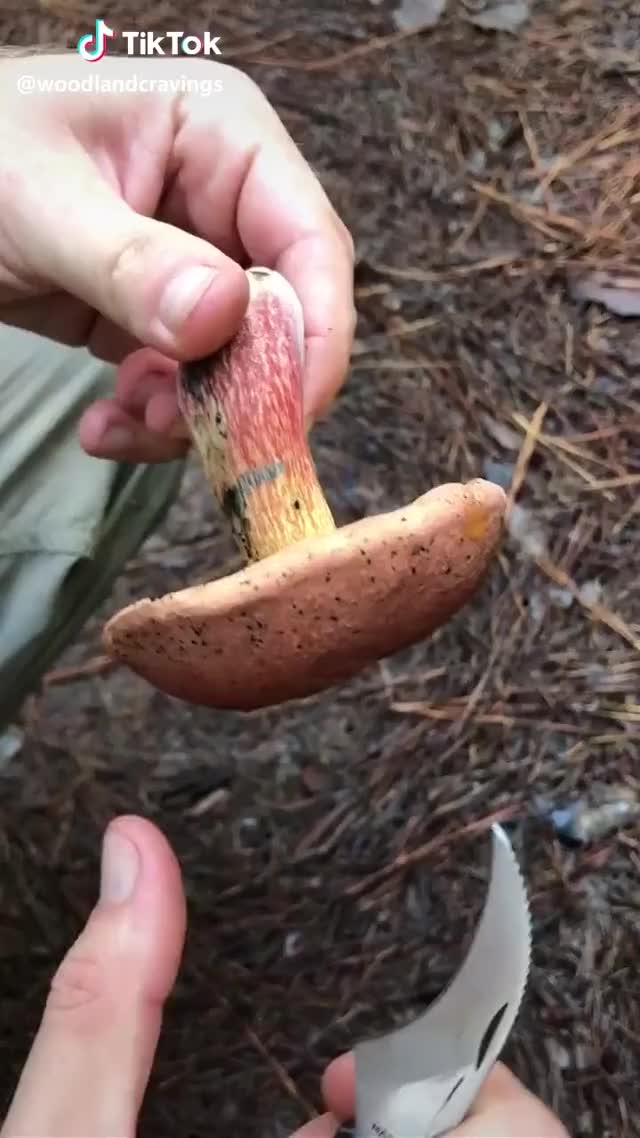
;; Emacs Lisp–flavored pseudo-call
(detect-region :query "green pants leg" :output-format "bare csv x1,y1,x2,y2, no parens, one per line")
0,327,185,729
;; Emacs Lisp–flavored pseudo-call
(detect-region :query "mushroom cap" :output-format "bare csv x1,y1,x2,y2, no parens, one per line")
103,479,506,710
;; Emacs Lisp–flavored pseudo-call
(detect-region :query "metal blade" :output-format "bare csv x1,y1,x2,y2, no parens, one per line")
354,823,531,1138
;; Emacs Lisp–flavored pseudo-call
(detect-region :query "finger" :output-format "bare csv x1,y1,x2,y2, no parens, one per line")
79,348,188,462
113,348,178,408
2,816,187,1138
78,400,189,463
291,1113,343,1138
235,115,356,422
113,348,186,436
0,293,141,363
10,134,249,362
290,1053,356,1138
276,229,356,424
316,1057,567,1138
170,68,356,422
450,1064,569,1138
322,1053,355,1122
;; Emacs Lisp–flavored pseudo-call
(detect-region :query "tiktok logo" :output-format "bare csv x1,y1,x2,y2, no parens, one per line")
77,18,115,62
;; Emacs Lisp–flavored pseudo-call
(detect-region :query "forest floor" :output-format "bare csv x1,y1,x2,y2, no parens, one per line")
1,2,639,1136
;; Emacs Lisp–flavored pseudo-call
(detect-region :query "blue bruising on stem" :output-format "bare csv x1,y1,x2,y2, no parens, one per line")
221,459,286,560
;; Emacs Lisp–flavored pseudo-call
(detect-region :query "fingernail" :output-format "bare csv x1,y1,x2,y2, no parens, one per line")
158,265,218,332
101,425,133,451
100,827,140,904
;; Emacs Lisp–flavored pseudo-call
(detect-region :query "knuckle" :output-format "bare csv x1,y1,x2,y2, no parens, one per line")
107,229,152,293
45,951,114,1031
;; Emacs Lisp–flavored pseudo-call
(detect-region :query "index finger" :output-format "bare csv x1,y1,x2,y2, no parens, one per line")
175,67,356,421
238,141,356,422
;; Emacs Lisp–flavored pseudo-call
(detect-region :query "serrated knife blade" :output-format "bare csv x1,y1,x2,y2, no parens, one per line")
353,823,531,1138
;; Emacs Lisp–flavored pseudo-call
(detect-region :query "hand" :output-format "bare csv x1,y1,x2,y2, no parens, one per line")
0,815,342,1138
1,816,186,1137
0,53,355,463
293,1056,569,1138
0,815,567,1138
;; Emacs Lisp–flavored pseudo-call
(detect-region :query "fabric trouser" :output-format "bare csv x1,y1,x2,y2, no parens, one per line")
0,326,185,730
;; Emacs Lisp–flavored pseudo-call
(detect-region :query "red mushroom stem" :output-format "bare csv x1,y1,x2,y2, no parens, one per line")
177,268,336,562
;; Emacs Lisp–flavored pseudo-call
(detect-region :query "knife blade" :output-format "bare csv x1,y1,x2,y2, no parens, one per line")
353,823,531,1138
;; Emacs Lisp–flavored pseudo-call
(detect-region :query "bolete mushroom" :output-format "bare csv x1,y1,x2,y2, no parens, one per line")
103,268,506,710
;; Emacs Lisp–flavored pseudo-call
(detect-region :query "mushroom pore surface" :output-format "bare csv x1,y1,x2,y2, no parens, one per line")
103,479,505,710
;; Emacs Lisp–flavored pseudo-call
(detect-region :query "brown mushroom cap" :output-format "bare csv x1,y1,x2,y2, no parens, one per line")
103,478,505,710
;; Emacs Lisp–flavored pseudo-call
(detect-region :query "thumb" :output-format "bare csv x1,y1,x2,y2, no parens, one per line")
16,139,249,360
1,816,187,1138
450,1064,569,1138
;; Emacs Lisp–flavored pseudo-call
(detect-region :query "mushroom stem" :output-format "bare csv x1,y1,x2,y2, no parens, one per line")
177,268,336,562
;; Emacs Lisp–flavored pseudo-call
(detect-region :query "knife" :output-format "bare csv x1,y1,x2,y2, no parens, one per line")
353,823,531,1138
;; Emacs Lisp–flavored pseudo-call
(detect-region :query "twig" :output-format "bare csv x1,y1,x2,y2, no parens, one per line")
534,554,640,654
450,194,490,254
43,655,117,686
537,107,639,196
354,283,391,299
346,806,519,899
565,322,575,378
510,411,619,498
519,110,554,211
578,473,640,492
392,702,598,736
293,800,355,860
507,401,549,511
369,253,523,282
471,182,597,240
244,1025,316,1120
223,32,295,58
246,28,425,72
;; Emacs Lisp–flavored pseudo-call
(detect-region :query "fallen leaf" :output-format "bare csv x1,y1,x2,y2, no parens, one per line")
393,0,448,32
467,1,530,33
185,788,230,818
38,0,84,12
570,272,640,317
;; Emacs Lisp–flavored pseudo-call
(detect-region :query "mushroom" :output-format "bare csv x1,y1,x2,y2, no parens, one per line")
103,268,506,710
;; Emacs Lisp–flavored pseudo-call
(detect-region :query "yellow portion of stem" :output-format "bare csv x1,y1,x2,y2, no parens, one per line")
231,460,335,561
190,416,335,562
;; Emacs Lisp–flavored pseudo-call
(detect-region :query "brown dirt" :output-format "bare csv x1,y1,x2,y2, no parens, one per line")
1,2,639,1137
